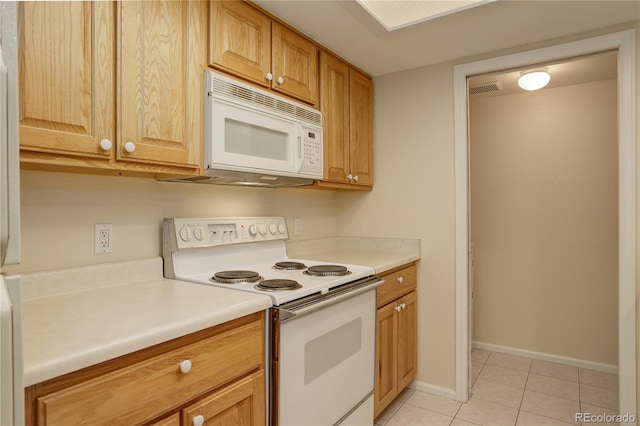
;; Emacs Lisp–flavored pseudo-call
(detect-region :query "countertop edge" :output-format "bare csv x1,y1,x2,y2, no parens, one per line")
22,278,272,387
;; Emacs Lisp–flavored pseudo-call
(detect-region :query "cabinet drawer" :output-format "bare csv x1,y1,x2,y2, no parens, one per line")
35,318,263,426
377,264,417,308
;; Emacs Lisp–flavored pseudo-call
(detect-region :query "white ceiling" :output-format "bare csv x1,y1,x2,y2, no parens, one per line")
254,0,640,77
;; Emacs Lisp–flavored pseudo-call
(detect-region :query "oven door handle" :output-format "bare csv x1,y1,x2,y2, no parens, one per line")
277,276,384,322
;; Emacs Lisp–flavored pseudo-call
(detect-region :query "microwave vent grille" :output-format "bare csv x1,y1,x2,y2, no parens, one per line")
212,76,322,126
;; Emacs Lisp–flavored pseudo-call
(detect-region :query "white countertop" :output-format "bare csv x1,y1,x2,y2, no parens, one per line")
19,258,272,387
286,236,420,273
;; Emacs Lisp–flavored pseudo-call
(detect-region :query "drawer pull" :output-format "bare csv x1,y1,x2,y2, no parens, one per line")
397,276,404,283
179,360,192,374
192,414,205,426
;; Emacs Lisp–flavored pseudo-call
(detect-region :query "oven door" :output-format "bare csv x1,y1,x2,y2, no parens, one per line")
276,279,379,426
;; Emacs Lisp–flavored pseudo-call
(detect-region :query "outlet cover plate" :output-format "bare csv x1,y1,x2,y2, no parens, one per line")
95,224,113,254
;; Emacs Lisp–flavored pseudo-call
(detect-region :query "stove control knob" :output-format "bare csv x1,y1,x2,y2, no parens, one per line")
278,223,286,234
249,225,258,236
179,225,192,242
269,223,277,235
193,226,204,241
258,224,267,235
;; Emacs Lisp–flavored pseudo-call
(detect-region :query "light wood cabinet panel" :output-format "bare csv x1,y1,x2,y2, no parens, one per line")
209,1,319,105
271,22,319,104
118,0,203,167
18,1,114,158
148,413,180,426
318,52,374,189
182,371,265,426
320,52,350,183
26,313,265,426
377,264,417,308
374,302,398,418
374,265,418,419
397,291,418,391
210,0,271,87
349,69,374,187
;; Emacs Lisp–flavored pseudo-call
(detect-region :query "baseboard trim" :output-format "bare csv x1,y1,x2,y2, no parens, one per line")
472,341,619,374
408,380,457,400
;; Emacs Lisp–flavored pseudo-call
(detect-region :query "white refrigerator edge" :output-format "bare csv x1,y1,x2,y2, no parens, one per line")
0,1,23,425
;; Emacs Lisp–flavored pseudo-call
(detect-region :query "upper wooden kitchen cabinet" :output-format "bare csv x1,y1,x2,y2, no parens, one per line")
18,0,202,176
18,1,115,159
118,0,204,168
319,51,374,189
210,0,319,105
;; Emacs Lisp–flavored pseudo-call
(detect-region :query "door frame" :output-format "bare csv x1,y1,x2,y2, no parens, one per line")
453,29,637,418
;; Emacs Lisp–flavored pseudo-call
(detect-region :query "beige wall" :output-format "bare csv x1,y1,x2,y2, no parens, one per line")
336,62,457,388
469,79,618,365
4,171,338,274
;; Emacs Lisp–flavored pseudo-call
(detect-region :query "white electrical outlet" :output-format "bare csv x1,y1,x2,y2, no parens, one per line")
294,218,302,236
95,224,113,254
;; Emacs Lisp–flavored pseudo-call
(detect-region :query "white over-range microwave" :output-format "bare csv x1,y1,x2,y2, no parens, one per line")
169,71,324,187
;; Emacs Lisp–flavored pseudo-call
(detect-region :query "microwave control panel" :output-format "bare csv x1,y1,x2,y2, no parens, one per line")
301,129,323,176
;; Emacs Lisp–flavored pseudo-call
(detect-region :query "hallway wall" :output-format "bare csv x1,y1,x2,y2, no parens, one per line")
469,78,619,365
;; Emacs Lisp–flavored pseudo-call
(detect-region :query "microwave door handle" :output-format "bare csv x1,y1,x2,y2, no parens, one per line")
295,123,304,172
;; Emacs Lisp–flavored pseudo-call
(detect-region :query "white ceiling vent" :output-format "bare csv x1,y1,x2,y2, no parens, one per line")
469,81,502,96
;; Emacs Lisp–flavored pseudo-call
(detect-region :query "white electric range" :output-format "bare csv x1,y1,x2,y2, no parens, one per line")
163,217,382,426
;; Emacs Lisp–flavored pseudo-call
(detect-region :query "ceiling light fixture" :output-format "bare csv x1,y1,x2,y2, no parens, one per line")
517,69,551,91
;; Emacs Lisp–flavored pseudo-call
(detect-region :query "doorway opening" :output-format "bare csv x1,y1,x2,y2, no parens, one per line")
453,30,636,419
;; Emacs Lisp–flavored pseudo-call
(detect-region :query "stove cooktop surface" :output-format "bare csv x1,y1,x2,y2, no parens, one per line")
177,258,375,305
163,217,376,305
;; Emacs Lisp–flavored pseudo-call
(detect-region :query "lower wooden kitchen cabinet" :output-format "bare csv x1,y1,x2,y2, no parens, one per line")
24,312,265,426
374,263,418,418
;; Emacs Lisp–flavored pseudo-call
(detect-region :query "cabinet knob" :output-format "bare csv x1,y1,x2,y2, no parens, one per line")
99,139,112,150
347,174,353,181
397,276,404,283
276,76,284,85
179,359,192,374
395,306,402,312
266,72,273,81
401,303,406,310
192,415,205,426
353,175,359,182
124,141,136,153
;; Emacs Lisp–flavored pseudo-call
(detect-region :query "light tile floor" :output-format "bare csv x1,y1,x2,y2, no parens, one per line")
375,349,619,426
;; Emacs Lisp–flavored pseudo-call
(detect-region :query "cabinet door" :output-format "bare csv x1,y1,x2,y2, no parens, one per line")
374,302,398,418
182,371,265,426
349,70,374,187
118,0,202,168
397,291,418,391
271,22,318,105
210,0,271,87
19,1,114,158
148,413,180,426
320,52,350,183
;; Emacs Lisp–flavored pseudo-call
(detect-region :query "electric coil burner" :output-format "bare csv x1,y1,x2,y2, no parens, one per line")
255,279,302,291
273,261,307,271
304,264,351,277
211,270,262,284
